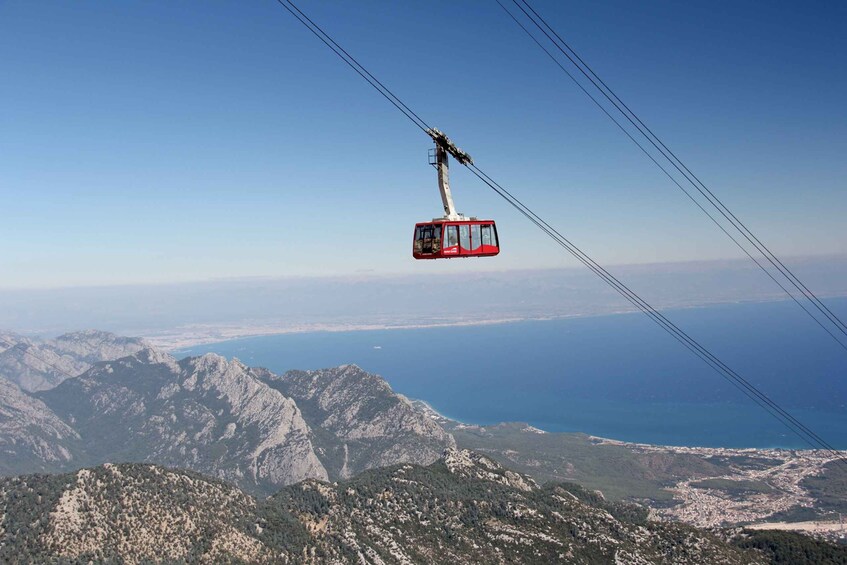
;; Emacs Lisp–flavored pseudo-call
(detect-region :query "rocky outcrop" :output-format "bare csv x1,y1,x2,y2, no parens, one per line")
0,464,269,563
443,447,538,492
0,331,465,497
0,375,80,475
38,349,327,493
265,364,455,480
0,457,768,564
0,330,147,392
2,337,460,493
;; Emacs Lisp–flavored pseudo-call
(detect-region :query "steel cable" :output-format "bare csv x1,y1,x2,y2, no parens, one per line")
499,0,847,348
273,0,846,463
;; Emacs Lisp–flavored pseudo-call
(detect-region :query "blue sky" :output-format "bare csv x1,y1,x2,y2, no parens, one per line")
2,1,845,288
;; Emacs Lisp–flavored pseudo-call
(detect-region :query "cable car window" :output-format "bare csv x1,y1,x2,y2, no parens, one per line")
415,224,433,254
459,224,470,250
445,225,459,247
480,225,492,246
470,224,481,251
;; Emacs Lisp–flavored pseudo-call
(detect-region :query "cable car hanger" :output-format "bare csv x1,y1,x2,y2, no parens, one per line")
412,128,500,259
274,0,847,463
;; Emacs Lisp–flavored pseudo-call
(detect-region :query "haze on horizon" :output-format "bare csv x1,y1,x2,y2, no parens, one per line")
2,1,846,291
1,256,845,342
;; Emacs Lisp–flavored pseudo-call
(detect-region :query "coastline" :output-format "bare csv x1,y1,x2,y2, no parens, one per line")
414,396,845,535
146,313,607,351
168,318,847,452
410,396,845,456
142,294,845,351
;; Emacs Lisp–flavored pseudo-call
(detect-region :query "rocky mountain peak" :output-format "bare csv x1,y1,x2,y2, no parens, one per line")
126,347,180,371
0,460,769,564
55,329,138,342
0,329,147,392
38,348,328,494
265,365,455,481
0,464,269,563
443,448,539,492
0,374,80,476
187,351,229,371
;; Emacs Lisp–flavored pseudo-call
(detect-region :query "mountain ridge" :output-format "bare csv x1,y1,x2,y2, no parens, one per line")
1,336,456,496
0,375,80,476
264,364,455,480
0,452,778,564
1,330,844,541
38,347,329,493
0,329,148,392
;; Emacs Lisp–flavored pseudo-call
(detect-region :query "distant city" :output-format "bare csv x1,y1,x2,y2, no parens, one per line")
2,256,845,348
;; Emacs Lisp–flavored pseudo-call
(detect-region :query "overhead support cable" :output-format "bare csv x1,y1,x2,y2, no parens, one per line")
273,0,432,134
496,0,847,351
514,0,847,336
465,162,846,464
271,0,846,464
492,0,847,354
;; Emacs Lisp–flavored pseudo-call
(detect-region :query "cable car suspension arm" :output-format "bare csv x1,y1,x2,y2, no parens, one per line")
273,0,847,465
427,128,472,221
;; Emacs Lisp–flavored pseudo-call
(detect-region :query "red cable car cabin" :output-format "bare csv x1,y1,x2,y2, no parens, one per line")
413,220,499,259
412,128,500,260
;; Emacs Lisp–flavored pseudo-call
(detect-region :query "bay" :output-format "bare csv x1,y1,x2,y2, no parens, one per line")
178,298,847,449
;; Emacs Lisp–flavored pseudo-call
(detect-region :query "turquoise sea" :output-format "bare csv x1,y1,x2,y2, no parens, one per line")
179,298,847,449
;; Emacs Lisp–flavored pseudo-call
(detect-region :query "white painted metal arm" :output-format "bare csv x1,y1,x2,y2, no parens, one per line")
435,144,460,220
427,128,471,221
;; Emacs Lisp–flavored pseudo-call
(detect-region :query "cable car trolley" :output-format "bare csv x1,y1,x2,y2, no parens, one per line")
413,128,500,260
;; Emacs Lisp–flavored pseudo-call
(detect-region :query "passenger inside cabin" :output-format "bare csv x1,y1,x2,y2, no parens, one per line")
430,225,441,252
446,225,459,247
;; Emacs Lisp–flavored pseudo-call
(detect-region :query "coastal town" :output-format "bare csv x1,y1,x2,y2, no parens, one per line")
600,439,846,541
